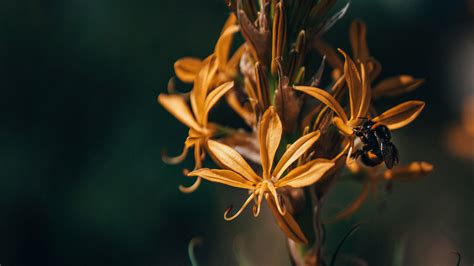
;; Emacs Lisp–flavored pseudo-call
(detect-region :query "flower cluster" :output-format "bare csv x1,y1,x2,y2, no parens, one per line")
158,0,433,255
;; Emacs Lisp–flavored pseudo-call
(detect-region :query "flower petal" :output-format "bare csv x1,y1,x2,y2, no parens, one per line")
372,100,425,130
339,49,362,120
356,63,371,119
349,20,369,63
158,94,201,131
190,56,218,123
207,140,261,182
174,57,203,83
203,81,234,122
255,62,270,111
237,6,271,63
215,25,239,71
277,159,335,188
373,75,425,98
333,116,354,136
221,12,237,33
382,161,433,181
265,193,308,244
187,168,254,189
259,107,283,179
273,131,321,179
275,62,302,134
294,86,348,122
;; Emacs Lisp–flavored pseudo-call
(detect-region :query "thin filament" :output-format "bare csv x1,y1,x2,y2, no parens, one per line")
179,176,202,194
224,193,256,221
267,183,286,216
162,145,190,165
252,191,264,217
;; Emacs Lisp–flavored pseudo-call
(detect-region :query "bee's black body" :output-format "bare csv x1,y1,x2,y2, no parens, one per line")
352,119,399,169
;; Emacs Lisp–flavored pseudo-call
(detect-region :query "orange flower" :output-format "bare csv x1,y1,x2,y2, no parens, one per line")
188,107,334,243
295,49,425,159
158,57,234,193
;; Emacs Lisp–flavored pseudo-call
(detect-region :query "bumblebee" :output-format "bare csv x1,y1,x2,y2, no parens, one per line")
351,119,399,169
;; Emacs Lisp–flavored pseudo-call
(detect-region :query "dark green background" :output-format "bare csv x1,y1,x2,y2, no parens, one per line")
0,0,472,265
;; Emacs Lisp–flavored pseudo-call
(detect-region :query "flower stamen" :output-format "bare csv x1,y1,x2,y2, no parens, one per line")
162,145,190,165
224,193,256,221
179,177,202,194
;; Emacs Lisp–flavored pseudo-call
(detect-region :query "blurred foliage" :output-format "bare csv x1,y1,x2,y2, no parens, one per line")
0,0,472,265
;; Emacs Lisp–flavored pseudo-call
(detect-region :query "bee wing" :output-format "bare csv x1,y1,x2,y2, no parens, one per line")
381,142,398,169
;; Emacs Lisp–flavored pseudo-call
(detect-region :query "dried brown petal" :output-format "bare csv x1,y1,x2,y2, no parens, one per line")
255,62,270,110
237,3,270,63
259,106,283,178
275,62,302,133
207,140,261,182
